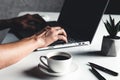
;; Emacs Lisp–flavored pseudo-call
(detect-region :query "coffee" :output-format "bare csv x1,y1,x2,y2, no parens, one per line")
40,52,72,73
50,55,69,60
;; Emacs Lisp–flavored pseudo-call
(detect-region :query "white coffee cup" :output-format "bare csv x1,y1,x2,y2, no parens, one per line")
40,52,72,73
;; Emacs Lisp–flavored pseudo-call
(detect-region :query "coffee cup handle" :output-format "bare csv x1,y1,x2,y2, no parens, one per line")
40,56,49,68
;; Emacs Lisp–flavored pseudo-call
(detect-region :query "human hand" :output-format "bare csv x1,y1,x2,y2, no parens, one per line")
10,14,47,32
34,26,68,48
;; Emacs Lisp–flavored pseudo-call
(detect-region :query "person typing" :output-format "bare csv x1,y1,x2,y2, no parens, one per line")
0,14,68,69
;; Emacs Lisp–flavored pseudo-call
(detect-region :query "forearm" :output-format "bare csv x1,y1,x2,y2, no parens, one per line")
0,36,41,69
0,26,67,69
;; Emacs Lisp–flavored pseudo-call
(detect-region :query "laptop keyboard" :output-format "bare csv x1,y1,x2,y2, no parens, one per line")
50,37,77,45
67,37,77,43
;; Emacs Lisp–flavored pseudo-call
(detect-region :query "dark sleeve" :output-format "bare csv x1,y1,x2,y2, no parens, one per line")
0,19,12,30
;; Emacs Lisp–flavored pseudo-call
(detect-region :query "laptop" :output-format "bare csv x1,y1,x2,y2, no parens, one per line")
0,28,10,43
37,0,110,50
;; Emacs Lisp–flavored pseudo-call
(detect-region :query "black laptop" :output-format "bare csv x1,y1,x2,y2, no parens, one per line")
13,0,110,50
37,0,110,50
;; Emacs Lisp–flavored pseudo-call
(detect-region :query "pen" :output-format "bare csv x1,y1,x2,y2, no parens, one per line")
89,62,119,76
90,66,106,80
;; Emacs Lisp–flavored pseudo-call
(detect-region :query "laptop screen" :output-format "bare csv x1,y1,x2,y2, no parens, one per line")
58,0,109,42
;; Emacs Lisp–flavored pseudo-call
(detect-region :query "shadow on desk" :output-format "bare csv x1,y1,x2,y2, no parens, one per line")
23,65,55,79
73,51,107,57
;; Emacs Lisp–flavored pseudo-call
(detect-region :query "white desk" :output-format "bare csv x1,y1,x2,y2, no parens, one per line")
0,12,120,80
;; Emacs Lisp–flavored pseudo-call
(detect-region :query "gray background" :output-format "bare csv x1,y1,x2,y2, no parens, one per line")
0,0,120,19
0,0,64,19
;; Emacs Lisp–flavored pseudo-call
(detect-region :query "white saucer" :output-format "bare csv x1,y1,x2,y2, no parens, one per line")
38,62,79,76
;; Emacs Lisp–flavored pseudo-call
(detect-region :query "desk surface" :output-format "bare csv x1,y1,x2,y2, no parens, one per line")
0,12,120,80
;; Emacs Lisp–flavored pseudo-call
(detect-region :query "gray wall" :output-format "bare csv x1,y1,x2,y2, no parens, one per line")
0,0,64,19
